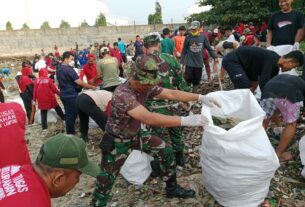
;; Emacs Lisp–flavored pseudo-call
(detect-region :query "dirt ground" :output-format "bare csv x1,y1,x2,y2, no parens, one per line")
3,69,305,207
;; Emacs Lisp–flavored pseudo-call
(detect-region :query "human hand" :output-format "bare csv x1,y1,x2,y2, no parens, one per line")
180,114,209,127
293,42,299,51
198,95,221,107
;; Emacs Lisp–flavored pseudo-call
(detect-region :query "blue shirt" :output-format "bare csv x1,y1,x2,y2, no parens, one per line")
118,41,126,54
134,41,144,56
56,64,80,98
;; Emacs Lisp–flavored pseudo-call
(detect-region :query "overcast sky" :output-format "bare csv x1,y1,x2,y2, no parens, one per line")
106,0,199,24
0,0,206,30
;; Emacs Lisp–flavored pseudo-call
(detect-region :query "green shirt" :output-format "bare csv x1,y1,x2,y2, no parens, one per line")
161,37,175,55
97,56,121,88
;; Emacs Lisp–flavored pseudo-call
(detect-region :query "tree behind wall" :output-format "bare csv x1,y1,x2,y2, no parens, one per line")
95,13,107,27
41,21,51,29
187,0,305,26
59,20,71,29
148,1,163,24
81,20,89,28
22,23,30,30
6,21,13,31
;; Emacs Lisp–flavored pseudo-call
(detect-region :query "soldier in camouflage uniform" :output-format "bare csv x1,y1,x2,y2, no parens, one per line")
144,34,190,166
91,54,221,207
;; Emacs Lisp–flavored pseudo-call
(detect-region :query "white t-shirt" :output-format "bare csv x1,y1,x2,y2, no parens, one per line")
82,90,112,111
226,34,236,42
35,60,46,71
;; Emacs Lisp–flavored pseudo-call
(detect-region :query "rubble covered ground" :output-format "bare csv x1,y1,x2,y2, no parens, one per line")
3,57,305,207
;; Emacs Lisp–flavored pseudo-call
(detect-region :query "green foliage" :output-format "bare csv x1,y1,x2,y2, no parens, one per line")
187,0,305,26
6,21,13,31
22,23,30,30
300,42,305,53
40,21,51,29
148,1,163,24
59,20,71,29
80,20,89,28
95,13,107,27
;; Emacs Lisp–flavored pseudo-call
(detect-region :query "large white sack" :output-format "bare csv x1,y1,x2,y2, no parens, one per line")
200,89,280,207
268,45,298,76
120,150,153,185
299,136,305,178
35,109,60,124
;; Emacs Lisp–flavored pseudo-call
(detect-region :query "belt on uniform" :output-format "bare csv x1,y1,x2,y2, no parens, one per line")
107,132,133,143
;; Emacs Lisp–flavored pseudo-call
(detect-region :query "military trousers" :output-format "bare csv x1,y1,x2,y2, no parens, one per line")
91,131,176,207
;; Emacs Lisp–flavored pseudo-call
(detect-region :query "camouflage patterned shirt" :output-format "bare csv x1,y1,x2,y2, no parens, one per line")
105,81,163,139
146,50,190,107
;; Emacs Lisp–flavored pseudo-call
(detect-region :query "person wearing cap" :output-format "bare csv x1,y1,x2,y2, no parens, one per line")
91,54,220,206
222,47,304,92
97,47,121,92
80,54,102,86
240,28,261,47
143,34,191,167
0,133,100,207
56,51,97,135
180,20,218,93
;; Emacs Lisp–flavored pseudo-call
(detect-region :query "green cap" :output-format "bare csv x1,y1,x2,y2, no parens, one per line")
144,34,160,47
133,55,161,85
36,133,100,177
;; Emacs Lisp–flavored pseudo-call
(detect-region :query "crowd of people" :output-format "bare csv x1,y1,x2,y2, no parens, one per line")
1,0,305,206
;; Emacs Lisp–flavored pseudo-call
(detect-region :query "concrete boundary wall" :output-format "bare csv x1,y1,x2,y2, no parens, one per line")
0,24,184,56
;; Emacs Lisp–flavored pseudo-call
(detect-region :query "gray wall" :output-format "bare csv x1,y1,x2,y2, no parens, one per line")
0,24,184,56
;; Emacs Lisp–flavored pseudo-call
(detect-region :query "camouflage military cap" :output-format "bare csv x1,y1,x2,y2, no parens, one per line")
144,34,160,47
133,54,161,85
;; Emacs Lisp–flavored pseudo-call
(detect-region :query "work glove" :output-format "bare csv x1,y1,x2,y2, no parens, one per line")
181,114,209,127
293,42,300,51
198,95,221,108
266,46,274,51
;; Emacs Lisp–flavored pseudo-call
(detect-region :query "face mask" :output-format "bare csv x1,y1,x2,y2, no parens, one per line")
69,61,75,67
191,31,200,36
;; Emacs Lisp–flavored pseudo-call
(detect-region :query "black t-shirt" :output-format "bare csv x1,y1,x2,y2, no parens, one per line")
227,46,280,89
268,10,304,46
261,74,305,103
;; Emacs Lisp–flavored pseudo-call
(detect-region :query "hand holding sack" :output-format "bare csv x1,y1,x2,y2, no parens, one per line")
181,114,209,127
198,95,221,108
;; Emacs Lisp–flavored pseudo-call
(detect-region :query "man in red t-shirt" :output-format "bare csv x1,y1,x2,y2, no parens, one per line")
80,54,102,86
0,102,31,168
0,133,100,207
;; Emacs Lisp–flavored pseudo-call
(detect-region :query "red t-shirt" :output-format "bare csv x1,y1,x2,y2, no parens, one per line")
0,165,51,207
0,103,31,168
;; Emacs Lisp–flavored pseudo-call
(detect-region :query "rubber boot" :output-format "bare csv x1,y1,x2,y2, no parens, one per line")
165,174,195,198
150,160,161,178
175,152,185,167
